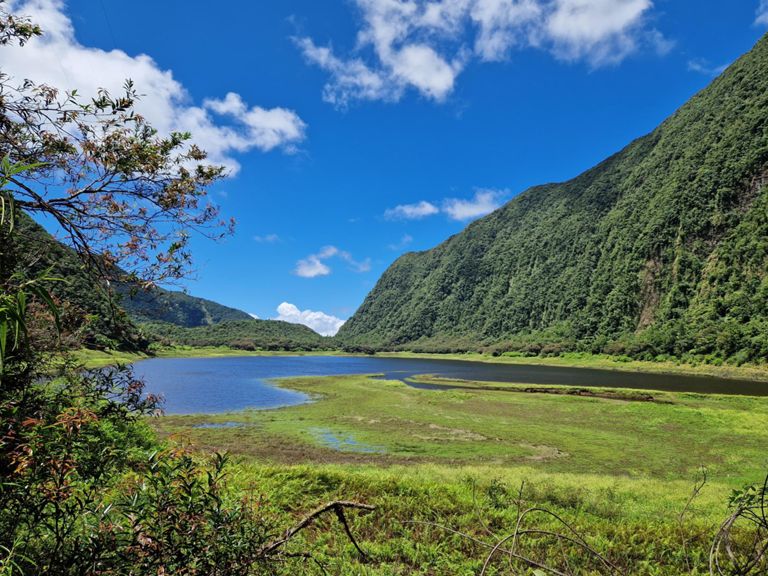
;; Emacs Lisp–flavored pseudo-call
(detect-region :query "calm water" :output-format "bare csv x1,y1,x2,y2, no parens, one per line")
134,355,768,415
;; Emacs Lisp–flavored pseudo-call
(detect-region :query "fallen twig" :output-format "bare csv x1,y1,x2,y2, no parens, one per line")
260,500,375,561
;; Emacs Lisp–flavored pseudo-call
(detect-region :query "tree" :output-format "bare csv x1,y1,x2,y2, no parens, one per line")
0,7,373,575
0,2,231,287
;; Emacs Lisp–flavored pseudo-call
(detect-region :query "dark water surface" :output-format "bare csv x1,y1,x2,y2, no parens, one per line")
134,355,768,415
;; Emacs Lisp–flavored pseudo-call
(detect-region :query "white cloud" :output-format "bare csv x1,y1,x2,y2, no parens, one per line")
471,0,543,61
443,188,507,220
546,0,651,66
248,313,260,319
295,254,332,278
758,0,768,25
1,0,306,174
294,245,370,278
384,201,440,220
275,302,345,336
385,189,507,222
296,37,399,106
339,250,372,273
254,233,280,243
298,0,667,105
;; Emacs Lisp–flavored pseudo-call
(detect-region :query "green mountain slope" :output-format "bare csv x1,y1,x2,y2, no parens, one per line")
142,319,327,351
339,34,768,362
116,285,252,327
17,218,320,351
14,215,146,350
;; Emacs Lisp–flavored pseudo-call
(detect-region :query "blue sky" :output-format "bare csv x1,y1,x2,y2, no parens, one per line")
4,0,768,334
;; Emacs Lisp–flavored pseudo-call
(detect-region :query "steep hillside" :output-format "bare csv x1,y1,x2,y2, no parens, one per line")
116,285,251,327
142,319,328,351
16,218,314,352
339,34,768,362
14,215,146,350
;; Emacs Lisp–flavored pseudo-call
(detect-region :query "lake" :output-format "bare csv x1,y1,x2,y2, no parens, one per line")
133,355,768,415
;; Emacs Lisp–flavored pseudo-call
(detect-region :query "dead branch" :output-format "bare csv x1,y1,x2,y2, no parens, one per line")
260,500,375,561
679,468,707,572
710,474,768,575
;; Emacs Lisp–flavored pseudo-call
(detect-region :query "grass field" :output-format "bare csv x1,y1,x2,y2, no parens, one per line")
153,374,768,574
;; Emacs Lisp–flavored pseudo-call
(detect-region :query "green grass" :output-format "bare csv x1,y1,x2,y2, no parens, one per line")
156,374,768,482
153,374,768,573
74,348,149,368
228,462,735,575
75,346,348,368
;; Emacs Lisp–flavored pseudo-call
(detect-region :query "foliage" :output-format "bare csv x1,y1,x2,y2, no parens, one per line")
117,284,252,327
142,319,330,351
711,475,768,575
0,7,231,285
11,214,147,351
14,215,255,348
339,33,768,365
0,10,370,575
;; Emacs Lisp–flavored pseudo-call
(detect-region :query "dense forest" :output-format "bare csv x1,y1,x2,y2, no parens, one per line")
116,285,252,328
18,216,325,352
339,34,768,364
143,319,328,351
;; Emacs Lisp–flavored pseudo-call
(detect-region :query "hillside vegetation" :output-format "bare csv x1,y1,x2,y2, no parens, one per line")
116,285,252,327
143,319,328,351
14,215,146,350
339,34,768,364
19,216,321,352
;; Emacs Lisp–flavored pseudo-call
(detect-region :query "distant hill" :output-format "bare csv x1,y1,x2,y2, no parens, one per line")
116,285,252,327
142,319,328,351
339,34,768,363
17,216,322,351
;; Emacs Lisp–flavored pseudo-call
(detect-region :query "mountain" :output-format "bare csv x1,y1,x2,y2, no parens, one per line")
339,34,768,363
14,215,146,350
141,319,327,351
16,217,320,351
116,285,252,327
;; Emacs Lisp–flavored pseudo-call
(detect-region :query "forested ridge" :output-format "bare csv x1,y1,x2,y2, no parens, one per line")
115,284,252,328
19,215,321,350
143,319,327,351
339,34,768,363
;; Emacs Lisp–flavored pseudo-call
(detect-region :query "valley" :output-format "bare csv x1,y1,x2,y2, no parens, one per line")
3,4,768,574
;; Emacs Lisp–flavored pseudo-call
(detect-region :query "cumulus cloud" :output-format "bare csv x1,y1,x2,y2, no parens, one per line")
275,302,345,336
1,0,306,174
545,0,652,66
443,188,507,220
297,0,667,105
294,246,370,278
758,0,768,25
384,201,440,220
471,0,542,61
385,189,507,222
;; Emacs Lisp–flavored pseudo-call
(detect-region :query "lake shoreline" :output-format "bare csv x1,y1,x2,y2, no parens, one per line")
78,346,768,382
